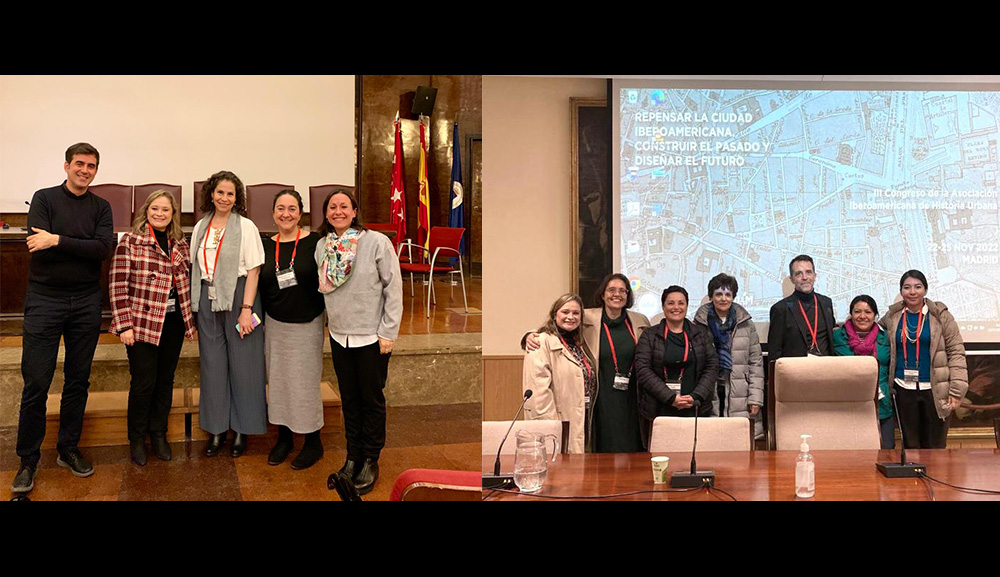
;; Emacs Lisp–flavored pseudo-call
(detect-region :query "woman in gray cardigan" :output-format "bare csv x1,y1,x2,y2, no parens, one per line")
316,188,402,496
693,273,765,439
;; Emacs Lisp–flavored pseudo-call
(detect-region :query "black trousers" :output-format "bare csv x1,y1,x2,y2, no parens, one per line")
329,338,390,461
894,385,949,449
17,289,103,464
125,311,185,441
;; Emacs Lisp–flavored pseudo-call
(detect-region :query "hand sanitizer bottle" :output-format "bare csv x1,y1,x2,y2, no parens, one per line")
795,434,815,498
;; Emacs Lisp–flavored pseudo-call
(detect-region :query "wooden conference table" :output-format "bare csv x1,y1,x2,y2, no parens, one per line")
482,449,1000,501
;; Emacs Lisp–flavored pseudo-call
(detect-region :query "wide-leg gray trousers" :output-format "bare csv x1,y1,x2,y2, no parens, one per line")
197,277,268,435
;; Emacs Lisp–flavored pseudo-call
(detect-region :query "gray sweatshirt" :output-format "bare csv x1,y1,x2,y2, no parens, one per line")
314,230,403,340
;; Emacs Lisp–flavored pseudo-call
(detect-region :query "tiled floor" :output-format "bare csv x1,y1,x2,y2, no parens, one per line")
1,403,481,501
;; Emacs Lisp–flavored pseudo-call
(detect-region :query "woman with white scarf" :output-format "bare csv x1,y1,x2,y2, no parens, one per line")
315,188,402,496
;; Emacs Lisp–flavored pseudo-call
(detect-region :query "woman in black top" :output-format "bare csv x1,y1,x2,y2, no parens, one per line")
259,190,327,470
634,285,718,448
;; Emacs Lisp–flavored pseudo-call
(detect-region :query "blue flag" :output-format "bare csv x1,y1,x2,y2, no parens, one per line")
448,122,465,267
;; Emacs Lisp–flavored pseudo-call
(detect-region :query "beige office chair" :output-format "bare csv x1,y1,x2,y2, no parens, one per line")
649,416,753,452
482,420,568,456
771,356,880,450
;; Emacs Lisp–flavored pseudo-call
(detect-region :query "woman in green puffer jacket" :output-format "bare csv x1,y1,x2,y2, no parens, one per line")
832,294,894,449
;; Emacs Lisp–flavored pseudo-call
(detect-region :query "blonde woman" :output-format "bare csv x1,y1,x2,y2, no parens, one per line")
109,190,196,465
522,293,596,454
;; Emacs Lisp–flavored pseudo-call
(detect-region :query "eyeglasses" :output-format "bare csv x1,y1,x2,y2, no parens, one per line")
605,288,628,295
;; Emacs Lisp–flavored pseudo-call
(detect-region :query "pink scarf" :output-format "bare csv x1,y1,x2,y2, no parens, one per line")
843,319,878,356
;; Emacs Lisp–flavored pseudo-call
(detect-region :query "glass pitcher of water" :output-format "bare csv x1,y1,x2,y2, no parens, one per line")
513,430,560,493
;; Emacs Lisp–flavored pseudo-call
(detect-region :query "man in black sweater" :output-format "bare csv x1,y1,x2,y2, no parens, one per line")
12,143,114,494
767,254,836,365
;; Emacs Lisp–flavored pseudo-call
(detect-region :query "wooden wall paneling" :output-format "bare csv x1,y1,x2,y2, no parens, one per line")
482,356,525,421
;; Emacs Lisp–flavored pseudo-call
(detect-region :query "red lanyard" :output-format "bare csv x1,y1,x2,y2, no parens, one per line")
602,318,637,376
663,325,690,382
797,294,819,350
559,334,592,379
901,309,925,369
275,228,302,271
201,216,226,280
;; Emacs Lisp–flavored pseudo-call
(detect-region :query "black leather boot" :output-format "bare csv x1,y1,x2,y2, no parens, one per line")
231,432,248,458
150,433,172,461
268,426,294,465
129,439,147,466
353,458,379,495
205,432,227,457
291,430,323,470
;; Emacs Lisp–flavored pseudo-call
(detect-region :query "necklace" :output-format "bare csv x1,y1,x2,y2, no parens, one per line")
904,311,922,344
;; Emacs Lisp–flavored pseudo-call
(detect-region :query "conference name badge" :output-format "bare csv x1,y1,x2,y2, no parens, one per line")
613,374,630,391
208,284,216,301
165,297,176,313
904,368,919,387
665,377,682,392
276,267,298,289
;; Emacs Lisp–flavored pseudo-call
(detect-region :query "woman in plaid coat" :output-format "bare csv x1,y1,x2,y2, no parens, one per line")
109,190,196,466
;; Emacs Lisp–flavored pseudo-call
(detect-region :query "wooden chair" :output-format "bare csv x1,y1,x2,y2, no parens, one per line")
133,184,182,224
246,183,293,234
89,184,133,231
308,184,354,230
192,180,208,223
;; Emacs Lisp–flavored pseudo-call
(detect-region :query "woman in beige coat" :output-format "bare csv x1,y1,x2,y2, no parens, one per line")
523,294,595,453
879,269,967,448
523,275,651,452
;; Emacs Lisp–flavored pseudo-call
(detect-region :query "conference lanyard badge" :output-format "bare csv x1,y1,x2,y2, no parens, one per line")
276,267,298,289
665,377,682,392
904,368,919,387
207,283,216,301
165,298,176,313
613,374,630,391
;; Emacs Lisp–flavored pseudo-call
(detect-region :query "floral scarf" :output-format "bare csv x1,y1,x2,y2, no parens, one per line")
318,228,362,293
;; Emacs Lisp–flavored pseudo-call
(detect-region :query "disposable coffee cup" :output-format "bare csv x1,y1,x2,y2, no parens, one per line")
651,456,670,484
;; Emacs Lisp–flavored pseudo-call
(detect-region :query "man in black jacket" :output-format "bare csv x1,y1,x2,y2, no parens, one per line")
12,143,114,494
767,255,836,365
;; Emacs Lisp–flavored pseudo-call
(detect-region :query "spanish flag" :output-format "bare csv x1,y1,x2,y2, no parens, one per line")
417,117,431,256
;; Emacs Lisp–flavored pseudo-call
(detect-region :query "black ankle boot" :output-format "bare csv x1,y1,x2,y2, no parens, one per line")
205,432,227,457
129,439,147,466
268,426,294,465
291,431,323,470
231,432,248,458
353,458,379,495
338,457,359,479
150,433,172,461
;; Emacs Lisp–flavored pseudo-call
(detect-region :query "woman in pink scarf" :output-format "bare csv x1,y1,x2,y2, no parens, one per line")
832,295,894,448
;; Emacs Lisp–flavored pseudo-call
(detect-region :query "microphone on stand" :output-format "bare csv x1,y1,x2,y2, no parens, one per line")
483,389,533,489
669,400,716,487
876,386,925,478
